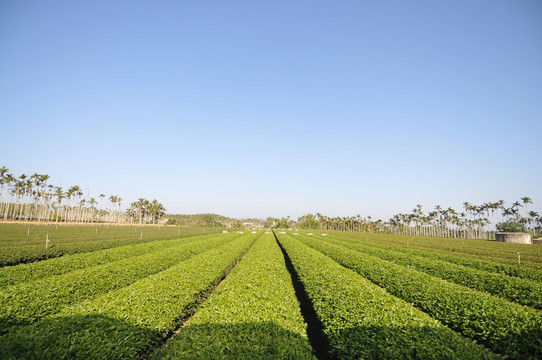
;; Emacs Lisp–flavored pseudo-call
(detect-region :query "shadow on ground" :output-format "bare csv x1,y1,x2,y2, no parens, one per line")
0,315,315,360
2,313,530,359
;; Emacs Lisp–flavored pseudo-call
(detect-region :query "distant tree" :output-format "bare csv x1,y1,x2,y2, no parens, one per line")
298,214,318,229
496,221,526,233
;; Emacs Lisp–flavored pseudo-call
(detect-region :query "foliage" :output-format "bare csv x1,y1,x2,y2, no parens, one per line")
331,230,542,271
152,233,314,359
297,214,318,229
496,220,527,232
0,232,228,288
0,165,169,224
0,233,238,332
0,224,223,266
166,213,265,228
126,198,166,224
303,197,541,240
0,233,259,359
320,234,542,309
276,233,500,360
297,235,542,359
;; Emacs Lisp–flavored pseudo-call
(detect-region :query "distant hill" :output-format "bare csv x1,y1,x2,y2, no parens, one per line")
166,213,265,228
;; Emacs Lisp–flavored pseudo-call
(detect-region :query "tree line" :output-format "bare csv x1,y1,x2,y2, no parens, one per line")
0,166,165,224
294,198,540,239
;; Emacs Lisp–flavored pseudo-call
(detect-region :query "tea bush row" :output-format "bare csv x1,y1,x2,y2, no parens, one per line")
322,235,542,309
0,232,238,288
0,233,259,359
276,233,499,360
152,232,315,359
298,235,542,359
0,233,237,333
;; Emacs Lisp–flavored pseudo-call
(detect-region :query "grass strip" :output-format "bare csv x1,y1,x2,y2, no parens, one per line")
151,233,315,360
298,235,542,359
0,232,259,359
276,233,500,360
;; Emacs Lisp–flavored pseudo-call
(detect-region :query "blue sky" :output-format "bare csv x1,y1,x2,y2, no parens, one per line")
1,0,541,220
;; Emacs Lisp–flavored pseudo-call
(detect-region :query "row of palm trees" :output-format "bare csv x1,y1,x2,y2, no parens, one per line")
307,198,540,239
0,166,165,224
126,198,167,225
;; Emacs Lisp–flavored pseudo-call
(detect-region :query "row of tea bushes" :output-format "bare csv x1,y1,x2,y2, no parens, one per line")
335,231,542,270
0,232,239,288
333,233,542,282
276,233,499,360
0,233,260,359
0,224,221,266
152,232,315,359
298,236,542,359
323,235,542,308
0,233,238,333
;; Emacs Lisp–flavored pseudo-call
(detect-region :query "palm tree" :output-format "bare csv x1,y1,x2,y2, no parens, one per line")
527,211,539,233
2,173,15,220
117,197,123,223
108,195,118,223
98,194,106,222
521,197,532,218
88,198,97,222
54,187,63,222
0,166,10,219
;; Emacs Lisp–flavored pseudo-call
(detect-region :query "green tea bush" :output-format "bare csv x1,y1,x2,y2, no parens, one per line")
276,233,500,360
298,236,542,359
152,233,315,359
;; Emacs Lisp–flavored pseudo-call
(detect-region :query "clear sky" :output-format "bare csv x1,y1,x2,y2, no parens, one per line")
1,0,541,220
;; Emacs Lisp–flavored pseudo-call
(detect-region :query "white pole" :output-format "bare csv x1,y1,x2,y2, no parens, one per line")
518,252,521,265
45,232,49,249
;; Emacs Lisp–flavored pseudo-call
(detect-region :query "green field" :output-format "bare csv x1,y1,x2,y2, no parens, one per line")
0,223,222,266
1,224,541,359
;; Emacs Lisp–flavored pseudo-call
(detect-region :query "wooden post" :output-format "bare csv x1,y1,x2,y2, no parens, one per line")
518,252,521,265
45,232,49,249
